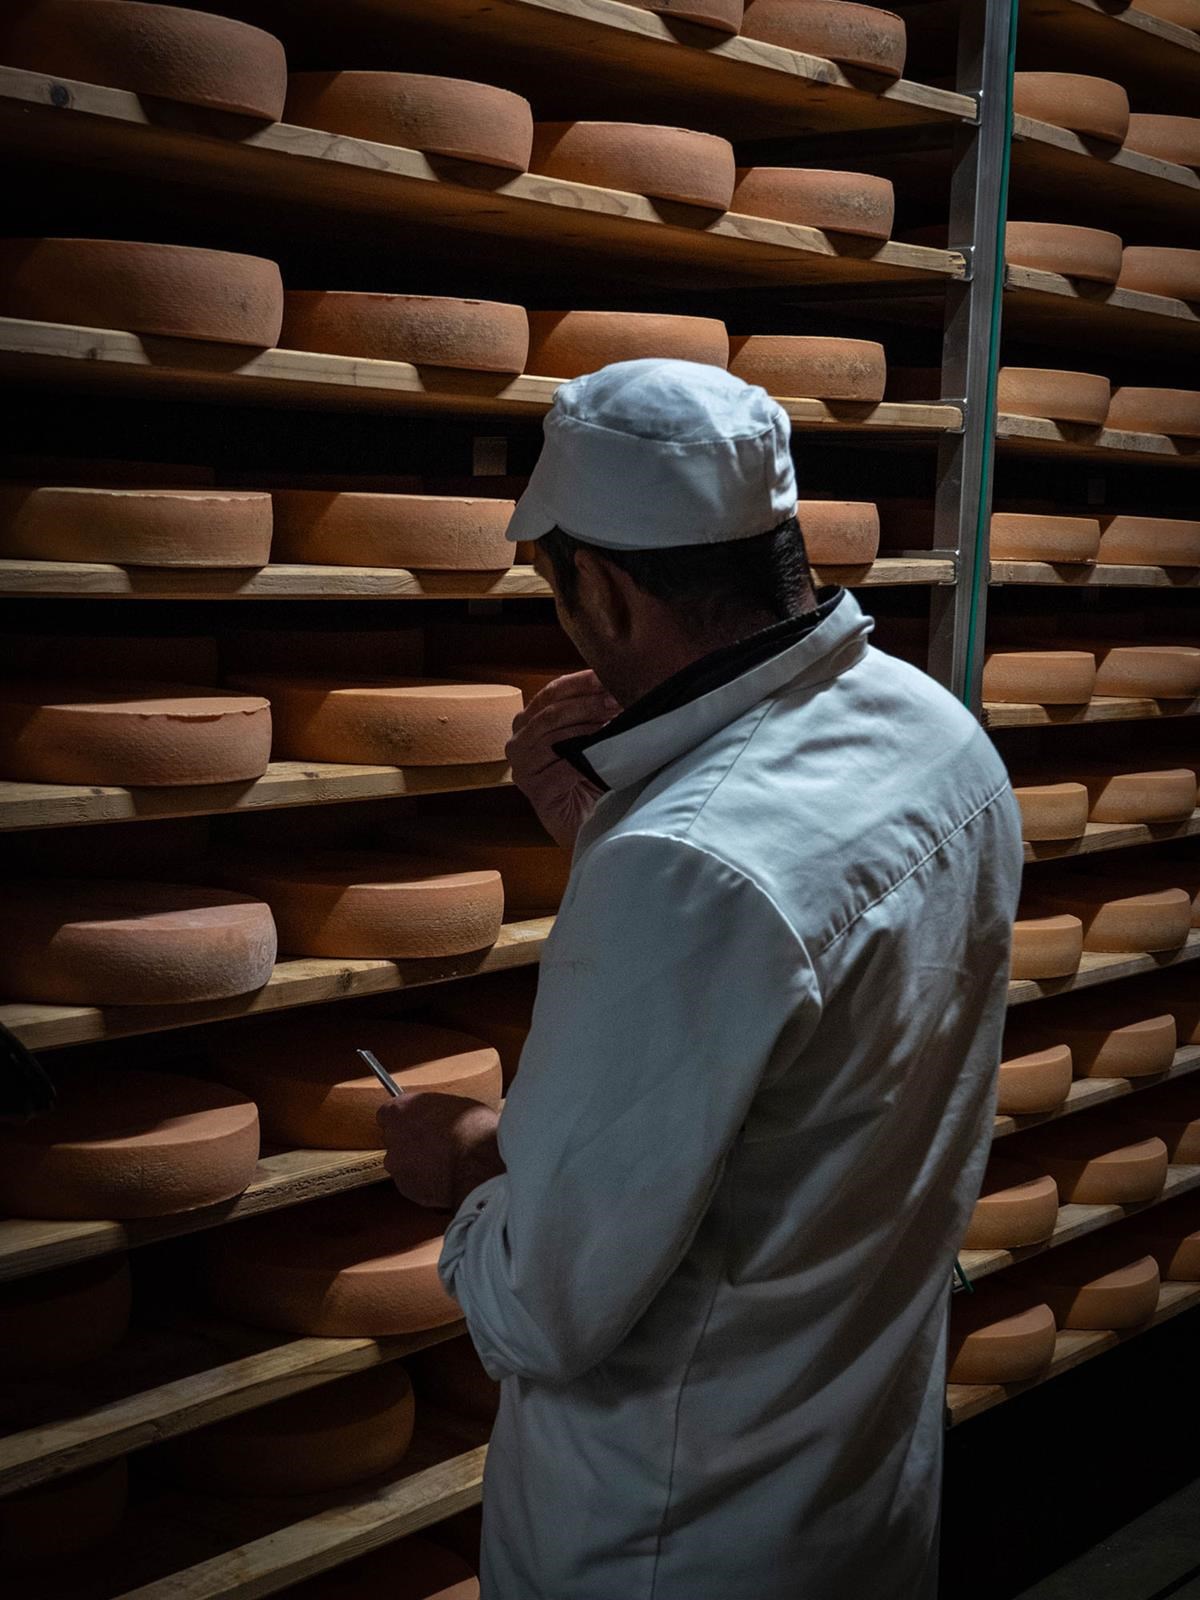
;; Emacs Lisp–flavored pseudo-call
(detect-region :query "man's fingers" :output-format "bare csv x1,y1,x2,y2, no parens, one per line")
510,694,616,751
511,670,615,730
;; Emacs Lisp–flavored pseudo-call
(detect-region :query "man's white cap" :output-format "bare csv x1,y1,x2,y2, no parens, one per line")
505,358,797,550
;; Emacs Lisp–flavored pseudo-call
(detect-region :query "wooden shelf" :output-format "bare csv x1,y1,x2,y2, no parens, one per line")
1018,0,1200,114
996,412,1200,467
993,1044,1200,1141
992,560,1200,589
1022,810,1200,864
1003,264,1200,356
985,696,1200,730
1007,929,1200,1007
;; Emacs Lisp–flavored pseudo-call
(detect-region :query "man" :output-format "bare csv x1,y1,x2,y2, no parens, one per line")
379,360,1023,1599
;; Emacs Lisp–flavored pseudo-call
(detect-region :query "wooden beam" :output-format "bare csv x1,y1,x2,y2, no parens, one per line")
992,560,1200,589
985,696,1200,730
1003,262,1200,356
996,411,1200,467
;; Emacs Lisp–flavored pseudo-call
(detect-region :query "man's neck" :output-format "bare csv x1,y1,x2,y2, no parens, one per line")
611,596,816,707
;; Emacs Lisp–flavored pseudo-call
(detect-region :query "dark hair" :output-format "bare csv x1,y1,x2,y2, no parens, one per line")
538,515,814,628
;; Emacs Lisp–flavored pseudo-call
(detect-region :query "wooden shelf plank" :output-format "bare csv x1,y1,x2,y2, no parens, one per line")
1003,263,1200,356
993,1045,1200,1141
1007,929,1200,1007
996,411,1200,467
991,560,1200,589
985,695,1200,730
1022,810,1200,864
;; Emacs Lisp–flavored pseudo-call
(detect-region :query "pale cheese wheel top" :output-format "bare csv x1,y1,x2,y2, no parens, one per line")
0,1257,131,1376
1004,222,1123,284
1106,387,1200,440
529,121,736,211
1119,246,1200,303
1097,513,1200,567
1123,113,1200,169
729,335,887,402
270,491,515,572
981,650,1097,705
740,0,907,78
796,501,880,566
732,168,895,239
280,294,529,374
286,1536,479,1600
1012,71,1130,143
0,486,273,568
526,311,728,380
989,512,1100,563
996,367,1111,426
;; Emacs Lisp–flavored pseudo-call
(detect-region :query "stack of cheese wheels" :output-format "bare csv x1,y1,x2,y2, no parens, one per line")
526,311,729,379
1026,1241,1161,1330
1004,222,1123,283
0,1068,260,1219
214,1016,501,1147
1106,387,1200,438
1011,72,1131,143
729,336,887,401
286,1536,480,1600
947,1286,1058,1385
217,851,505,959
1027,1119,1169,1204
1129,1080,1200,1164
284,73,534,172
1010,781,1090,841
1032,875,1193,953
1096,513,1200,567
0,681,272,786
1010,1004,1178,1078
0,239,284,347
963,1154,1060,1250
280,293,529,372
1126,1193,1200,1283
981,650,1097,704
0,1257,131,1375
996,368,1111,425
740,0,907,77
0,880,277,1004
1091,642,1200,699
207,1188,460,1335
431,968,536,1088
271,491,515,572
989,513,1101,564
1009,911,1084,980
172,1364,416,1495
1078,762,1199,823
0,486,273,567
0,1459,128,1569
1124,114,1200,168
995,1042,1074,1115
399,812,569,915
627,0,744,33
227,673,523,766
528,122,736,209
796,501,880,566
1119,247,1200,303
408,1333,501,1425
731,168,895,238
0,1,288,120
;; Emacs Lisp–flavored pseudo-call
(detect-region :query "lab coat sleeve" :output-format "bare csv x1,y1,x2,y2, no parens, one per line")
439,830,820,1387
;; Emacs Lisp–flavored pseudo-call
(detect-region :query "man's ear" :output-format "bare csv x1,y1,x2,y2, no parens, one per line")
574,548,634,641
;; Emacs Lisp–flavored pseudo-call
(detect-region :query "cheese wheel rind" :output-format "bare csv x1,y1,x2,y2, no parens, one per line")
982,650,1096,705
989,513,1100,563
1004,222,1123,284
1118,247,1200,303
729,335,887,402
1010,914,1084,980
271,492,514,572
1124,113,1200,170
1106,387,1200,440
963,1160,1059,1249
948,1300,1057,1385
995,1045,1074,1115
1012,71,1130,143
526,311,729,380
732,168,895,239
1035,884,1192,953
1092,645,1200,699
0,487,273,568
1038,1255,1160,1330
1082,767,1198,824
529,121,736,210
1097,514,1200,567
1012,782,1090,841
280,293,529,373
739,0,907,78
996,367,1111,425
796,501,880,565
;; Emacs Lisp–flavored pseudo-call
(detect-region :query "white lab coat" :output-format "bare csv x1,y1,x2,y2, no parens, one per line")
441,592,1023,1599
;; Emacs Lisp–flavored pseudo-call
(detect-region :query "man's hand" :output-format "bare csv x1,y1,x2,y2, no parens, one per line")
377,1092,503,1212
506,670,620,850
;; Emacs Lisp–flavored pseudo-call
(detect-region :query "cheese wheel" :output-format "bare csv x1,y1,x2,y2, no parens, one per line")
0,1,287,120
0,1068,259,1219
729,335,886,402
280,294,529,373
286,1536,479,1600
1034,1131,1169,1204
227,675,522,766
989,513,1100,564
430,970,536,1088
1081,767,1198,823
963,1157,1059,1249
271,492,514,572
1092,644,1200,699
740,0,906,77
731,168,895,239
996,367,1111,425
1011,782,1090,841
1010,914,1084,980
1124,113,1200,169
982,650,1096,705
215,1018,501,1147
0,681,272,786
1012,72,1130,143
529,121,736,210
1097,514,1200,567
400,814,569,915
526,311,729,380
1034,882,1192,953
1119,247,1200,303
626,0,744,33
0,238,284,347
796,501,880,565
408,1334,500,1425
1004,222,1123,284
1021,1010,1178,1078
1131,0,1200,24
0,1257,131,1375
0,486,272,567
448,665,562,707
947,1295,1057,1385
996,1044,1074,1115
206,1188,460,1335
284,73,533,173
0,1459,127,1568
0,880,277,1005
1106,387,1200,439
1034,1253,1160,1330
173,1364,415,1495
217,851,505,959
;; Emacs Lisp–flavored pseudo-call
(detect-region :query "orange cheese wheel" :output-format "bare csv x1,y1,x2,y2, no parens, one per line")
1004,222,1123,284
1092,644,1200,699
0,879,277,1005
227,675,522,766
1097,514,1200,567
430,969,536,1089
1034,1130,1169,1204
284,73,533,172
1124,113,1200,168
206,1188,460,1336
729,335,886,401
0,1,287,120
280,294,529,373
1010,913,1084,980
0,486,272,567
947,1294,1057,1385
0,681,272,786
408,1334,500,1425
0,1459,127,1569
1118,246,1200,303
996,1044,1074,1115
1034,1253,1160,1331
963,1157,1059,1250
529,121,736,210
989,513,1100,564
1020,1010,1178,1078
0,238,283,347
1012,71,1130,143
400,814,569,915
982,650,1096,705
526,311,729,379
731,167,895,239
1081,766,1198,823
796,501,880,565
1011,782,1090,841
1035,882,1192,953
215,1017,501,1147
996,367,1111,425
1131,0,1200,24
271,492,514,572
218,851,505,959
625,0,744,33
1106,387,1200,439
0,1257,131,1375
286,1536,479,1600
740,0,906,77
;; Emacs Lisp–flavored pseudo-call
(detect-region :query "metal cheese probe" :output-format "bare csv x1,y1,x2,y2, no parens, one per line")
357,1048,405,1098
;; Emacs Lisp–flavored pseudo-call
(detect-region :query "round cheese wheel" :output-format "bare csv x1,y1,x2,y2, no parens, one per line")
215,1017,501,1147
1131,0,1200,22
1010,914,1084,979
526,311,729,379
284,73,533,173
226,675,522,766
739,0,907,77
731,167,895,239
964,1157,1059,1249
280,294,529,373
1092,644,1200,699
0,880,277,1005
0,238,284,347
1034,1011,1178,1078
1106,387,1200,439
626,0,744,33
430,971,536,1089
0,1067,259,1219
0,1,287,120
947,1296,1057,1385
1004,222,1123,284
408,1334,500,1425
1124,113,1200,169
1082,767,1198,823
0,486,272,567
218,852,505,959
728,335,886,401
286,1536,479,1600
989,513,1100,564
1038,1253,1161,1330
1012,72,1130,143
0,681,272,786
173,1364,415,1495
996,367,1111,425
1097,514,1200,567
981,650,1096,705
528,121,736,210
0,1257,131,1376
0,1459,127,1568
1119,247,1200,303
399,814,569,915
206,1188,460,1335
1036,1131,1169,1204
271,492,514,572
1012,782,1090,841
996,1044,1074,1115
1036,883,1192,953
796,501,880,565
